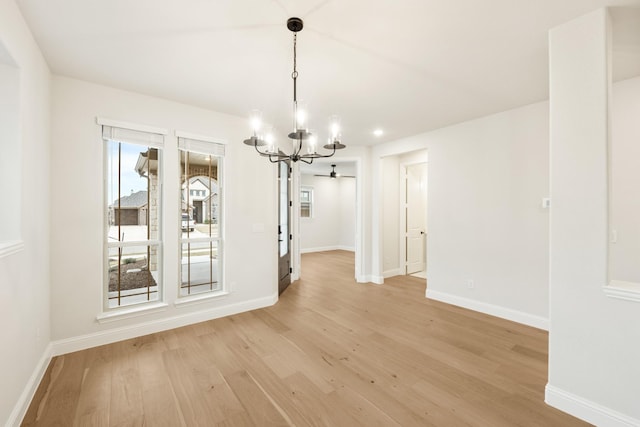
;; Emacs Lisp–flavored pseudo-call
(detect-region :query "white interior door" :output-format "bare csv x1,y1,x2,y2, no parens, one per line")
406,163,427,274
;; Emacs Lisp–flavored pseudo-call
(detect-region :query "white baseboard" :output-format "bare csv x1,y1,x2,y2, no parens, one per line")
426,289,549,330
355,274,384,284
545,384,640,427
383,268,401,278
7,343,53,427
51,294,278,356
300,245,355,254
371,275,384,284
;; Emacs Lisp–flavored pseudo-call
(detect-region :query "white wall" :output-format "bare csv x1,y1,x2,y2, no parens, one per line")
0,1,51,424
300,174,355,252
50,76,277,348
399,150,429,166
374,100,551,329
381,156,400,276
547,9,640,426
338,175,356,250
609,75,640,283
0,60,20,243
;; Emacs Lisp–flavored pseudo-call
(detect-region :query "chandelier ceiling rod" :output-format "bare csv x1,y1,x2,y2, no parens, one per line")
243,17,346,164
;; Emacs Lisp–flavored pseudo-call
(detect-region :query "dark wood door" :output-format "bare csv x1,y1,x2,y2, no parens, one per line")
278,160,291,294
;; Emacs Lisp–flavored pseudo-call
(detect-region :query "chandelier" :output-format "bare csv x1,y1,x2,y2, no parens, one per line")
243,17,346,164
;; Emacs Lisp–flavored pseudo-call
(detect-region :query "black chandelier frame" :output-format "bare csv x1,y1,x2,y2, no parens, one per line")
243,17,345,164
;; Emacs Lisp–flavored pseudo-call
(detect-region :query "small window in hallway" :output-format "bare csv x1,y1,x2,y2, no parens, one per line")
300,187,313,218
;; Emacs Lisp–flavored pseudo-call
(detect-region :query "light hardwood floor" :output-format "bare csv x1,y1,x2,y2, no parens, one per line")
23,251,590,426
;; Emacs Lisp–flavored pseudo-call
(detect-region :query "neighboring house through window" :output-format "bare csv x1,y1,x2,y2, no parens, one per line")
102,124,164,309
179,135,224,297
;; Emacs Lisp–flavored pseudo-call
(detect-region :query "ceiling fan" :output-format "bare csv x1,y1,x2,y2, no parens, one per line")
314,164,355,179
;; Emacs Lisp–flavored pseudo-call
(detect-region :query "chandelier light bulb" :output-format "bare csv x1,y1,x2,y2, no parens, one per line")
329,116,341,140
264,125,276,153
307,134,317,154
331,123,340,139
250,110,262,134
296,108,307,130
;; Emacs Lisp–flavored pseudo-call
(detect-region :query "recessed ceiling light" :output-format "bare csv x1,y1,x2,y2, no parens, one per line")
373,129,384,137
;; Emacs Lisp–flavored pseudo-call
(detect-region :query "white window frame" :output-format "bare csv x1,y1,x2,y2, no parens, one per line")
99,119,166,314
177,132,226,302
300,186,313,218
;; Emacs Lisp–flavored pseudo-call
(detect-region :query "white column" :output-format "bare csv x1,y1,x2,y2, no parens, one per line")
547,8,640,426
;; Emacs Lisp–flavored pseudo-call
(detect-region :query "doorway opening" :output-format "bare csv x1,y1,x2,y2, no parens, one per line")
380,150,428,282
402,162,428,279
294,159,360,282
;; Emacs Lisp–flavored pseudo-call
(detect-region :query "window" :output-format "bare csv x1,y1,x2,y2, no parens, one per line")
102,124,164,309
179,135,224,297
300,187,313,218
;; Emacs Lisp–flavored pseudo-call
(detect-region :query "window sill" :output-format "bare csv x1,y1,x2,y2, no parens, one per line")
96,302,169,323
174,290,229,307
604,280,640,303
0,240,24,259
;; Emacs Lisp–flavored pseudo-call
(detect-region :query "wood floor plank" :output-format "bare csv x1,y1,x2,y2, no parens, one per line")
72,358,112,426
22,251,592,426
136,341,187,427
223,370,290,426
108,341,144,427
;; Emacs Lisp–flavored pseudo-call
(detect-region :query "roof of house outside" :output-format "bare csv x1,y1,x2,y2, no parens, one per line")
111,190,148,208
186,176,219,191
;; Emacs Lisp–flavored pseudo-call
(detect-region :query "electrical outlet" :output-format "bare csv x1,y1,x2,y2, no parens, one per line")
467,279,475,289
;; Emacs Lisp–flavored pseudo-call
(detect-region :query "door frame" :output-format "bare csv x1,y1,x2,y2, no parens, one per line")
291,157,364,282
278,159,291,294
399,160,428,275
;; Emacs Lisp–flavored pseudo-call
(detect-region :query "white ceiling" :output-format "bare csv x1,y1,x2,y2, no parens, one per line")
16,0,640,146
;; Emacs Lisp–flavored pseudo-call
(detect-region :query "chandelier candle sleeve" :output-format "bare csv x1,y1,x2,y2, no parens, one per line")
243,17,345,164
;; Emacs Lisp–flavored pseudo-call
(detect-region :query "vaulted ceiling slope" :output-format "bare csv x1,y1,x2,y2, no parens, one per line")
16,0,640,145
